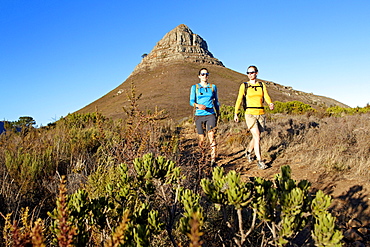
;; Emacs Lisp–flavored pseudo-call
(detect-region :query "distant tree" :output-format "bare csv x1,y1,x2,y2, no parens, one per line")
141,53,148,59
16,116,36,128
2,116,36,133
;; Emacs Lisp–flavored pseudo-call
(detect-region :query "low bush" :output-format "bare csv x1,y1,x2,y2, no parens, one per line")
326,105,370,116
2,158,343,246
270,101,316,115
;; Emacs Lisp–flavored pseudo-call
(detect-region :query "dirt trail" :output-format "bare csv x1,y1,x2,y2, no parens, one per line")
180,123,370,227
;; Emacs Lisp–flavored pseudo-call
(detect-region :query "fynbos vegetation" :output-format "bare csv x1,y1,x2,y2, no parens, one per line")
1,85,369,246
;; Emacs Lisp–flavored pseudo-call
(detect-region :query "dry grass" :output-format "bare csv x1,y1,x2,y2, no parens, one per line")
270,113,369,177
218,112,370,180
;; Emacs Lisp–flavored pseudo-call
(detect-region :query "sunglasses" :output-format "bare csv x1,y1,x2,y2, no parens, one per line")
200,73,209,76
247,71,257,74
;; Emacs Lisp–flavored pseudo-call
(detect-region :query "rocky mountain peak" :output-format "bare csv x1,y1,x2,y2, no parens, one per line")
131,24,224,74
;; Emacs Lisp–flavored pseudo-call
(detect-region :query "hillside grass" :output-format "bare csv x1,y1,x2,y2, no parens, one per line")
77,62,349,123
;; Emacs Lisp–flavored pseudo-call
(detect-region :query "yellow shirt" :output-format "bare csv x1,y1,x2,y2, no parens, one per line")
234,81,272,115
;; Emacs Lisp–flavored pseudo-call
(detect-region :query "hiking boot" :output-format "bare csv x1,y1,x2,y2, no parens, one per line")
210,160,216,167
245,151,253,163
257,161,267,170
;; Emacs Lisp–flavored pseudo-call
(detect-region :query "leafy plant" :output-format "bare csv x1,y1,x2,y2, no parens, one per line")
201,165,343,246
2,209,46,247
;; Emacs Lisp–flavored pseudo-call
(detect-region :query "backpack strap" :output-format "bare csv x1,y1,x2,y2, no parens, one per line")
243,82,249,96
195,83,214,99
210,83,215,93
242,82,248,110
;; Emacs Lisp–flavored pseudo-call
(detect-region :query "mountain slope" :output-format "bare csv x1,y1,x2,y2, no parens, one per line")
77,25,348,121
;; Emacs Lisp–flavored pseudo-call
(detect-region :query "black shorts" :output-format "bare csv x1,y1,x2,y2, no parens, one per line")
195,114,216,135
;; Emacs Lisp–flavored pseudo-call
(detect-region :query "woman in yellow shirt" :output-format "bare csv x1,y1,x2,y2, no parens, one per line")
234,65,274,169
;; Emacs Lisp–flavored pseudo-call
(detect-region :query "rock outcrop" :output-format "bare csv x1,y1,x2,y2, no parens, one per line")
131,24,224,75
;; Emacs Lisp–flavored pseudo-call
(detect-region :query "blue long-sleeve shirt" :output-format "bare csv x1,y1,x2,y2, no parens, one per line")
189,83,220,116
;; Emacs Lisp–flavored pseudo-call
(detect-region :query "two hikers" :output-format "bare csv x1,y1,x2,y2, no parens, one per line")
189,68,220,166
234,65,274,169
190,65,273,170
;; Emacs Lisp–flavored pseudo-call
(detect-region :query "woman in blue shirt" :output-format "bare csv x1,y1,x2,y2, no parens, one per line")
189,68,220,165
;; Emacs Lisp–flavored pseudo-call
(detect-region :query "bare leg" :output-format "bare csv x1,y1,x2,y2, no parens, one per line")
247,138,254,154
207,130,215,146
198,134,205,149
249,126,261,161
208,130,216,162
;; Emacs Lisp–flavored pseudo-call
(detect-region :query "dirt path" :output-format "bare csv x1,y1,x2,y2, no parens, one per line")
180,123,370,228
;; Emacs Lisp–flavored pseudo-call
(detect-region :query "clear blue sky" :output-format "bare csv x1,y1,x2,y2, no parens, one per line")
1,0,369,126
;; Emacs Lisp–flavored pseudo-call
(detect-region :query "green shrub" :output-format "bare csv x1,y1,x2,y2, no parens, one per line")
218,105,239,122
271,101,316,114
201,165,343,246
5,146,55,192
61,112,107,128
178,189,203,235
326,105,370,116
3,154,343,246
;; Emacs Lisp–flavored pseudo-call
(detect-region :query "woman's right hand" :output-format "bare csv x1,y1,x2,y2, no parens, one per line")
196,104,206,110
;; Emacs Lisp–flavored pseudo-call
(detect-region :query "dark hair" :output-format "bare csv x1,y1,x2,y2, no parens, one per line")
199,68,208,75
247,65,258,73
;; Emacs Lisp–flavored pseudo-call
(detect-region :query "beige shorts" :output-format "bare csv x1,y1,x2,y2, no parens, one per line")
245,114,266,132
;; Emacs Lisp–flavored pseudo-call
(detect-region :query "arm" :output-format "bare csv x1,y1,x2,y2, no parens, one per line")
234,83,245,122
190,84,206,110
262,83,274,110
189,85,196,107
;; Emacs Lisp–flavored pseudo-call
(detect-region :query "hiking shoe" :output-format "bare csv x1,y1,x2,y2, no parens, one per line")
257,161,267,170
245,152,253,162
210,160,217,167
